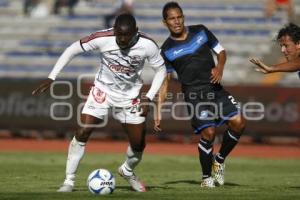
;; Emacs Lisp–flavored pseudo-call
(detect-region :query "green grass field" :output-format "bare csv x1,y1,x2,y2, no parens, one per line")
0,152,299,200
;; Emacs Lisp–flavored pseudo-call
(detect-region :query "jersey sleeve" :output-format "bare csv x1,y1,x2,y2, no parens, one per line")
146,41,165,69
203,25,224,54
79,30,114,52
80,33,101,52
160,49,175,73
48,41,84,80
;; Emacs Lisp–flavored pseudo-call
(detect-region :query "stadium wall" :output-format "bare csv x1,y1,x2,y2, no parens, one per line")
0,79,299,140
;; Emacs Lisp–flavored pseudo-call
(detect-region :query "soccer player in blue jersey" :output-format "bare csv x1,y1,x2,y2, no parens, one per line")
250,23,300,75
156,2,246,188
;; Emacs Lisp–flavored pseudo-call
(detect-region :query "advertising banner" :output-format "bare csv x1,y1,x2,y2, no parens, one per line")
0,79,299,137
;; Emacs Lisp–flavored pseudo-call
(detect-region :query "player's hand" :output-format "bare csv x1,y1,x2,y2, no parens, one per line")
249,58,272,74
139,98,152,117
153,119,162,132
140,104,149,117
210,67,223,84
32,78,54,95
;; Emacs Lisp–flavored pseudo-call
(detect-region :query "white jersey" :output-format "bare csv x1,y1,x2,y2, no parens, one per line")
79,29,165,99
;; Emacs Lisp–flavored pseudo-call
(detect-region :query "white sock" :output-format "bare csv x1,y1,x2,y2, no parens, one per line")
121,146,143,176
64,137,86,186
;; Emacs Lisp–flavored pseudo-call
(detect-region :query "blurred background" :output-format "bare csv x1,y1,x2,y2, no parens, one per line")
0,0,299,145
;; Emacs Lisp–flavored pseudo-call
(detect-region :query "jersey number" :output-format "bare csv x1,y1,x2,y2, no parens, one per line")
228,95,237,105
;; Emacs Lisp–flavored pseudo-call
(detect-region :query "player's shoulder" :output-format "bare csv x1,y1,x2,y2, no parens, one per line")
188,24,207,33
81,28,114,43
138,32,159,48
161,37,172,51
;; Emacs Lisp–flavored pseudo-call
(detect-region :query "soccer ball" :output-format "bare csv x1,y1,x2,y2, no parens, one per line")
87,168,116,195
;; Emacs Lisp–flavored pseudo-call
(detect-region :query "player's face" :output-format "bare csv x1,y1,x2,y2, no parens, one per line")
163,8,185,36
114,25,138,49
279,35,300,61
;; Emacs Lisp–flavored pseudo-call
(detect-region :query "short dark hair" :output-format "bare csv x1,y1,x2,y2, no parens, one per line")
276,23,300,43
162,1,183,20
114,13,136,31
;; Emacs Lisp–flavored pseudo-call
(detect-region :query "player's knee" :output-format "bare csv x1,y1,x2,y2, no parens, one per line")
229,115,246,135
75,127,94,142
200,127,216,141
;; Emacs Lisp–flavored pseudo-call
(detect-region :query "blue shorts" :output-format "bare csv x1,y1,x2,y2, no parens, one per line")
183,86,240,134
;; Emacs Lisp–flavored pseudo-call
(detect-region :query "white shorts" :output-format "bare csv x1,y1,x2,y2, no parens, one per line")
82,86,145,124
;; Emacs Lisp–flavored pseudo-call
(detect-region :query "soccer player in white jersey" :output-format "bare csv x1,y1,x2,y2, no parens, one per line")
32,13,167,192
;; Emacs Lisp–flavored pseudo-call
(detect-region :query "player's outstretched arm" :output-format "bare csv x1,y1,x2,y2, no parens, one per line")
32,41,84,95
250,57,300,73
249,58,272,73
32,78,54,95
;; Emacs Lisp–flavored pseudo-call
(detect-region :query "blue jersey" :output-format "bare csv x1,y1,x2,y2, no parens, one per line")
161,25,223,90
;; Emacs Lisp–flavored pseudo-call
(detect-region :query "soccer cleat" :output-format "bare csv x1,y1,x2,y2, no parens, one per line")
200,177,215,188
57,181,74,192
212,160,225,186
57,183,74,192
118,166,146,192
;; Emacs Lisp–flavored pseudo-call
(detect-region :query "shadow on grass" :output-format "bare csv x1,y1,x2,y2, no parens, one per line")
164,180,242,187
289,186,300,189
164,180,199,185
117,185,172,191
50,185,171,193
224,182,241,187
